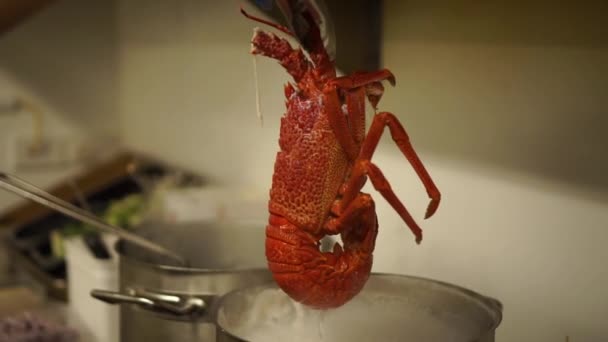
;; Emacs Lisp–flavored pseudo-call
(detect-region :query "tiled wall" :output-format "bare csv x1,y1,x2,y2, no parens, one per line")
0,0,120,137
383,1,608,196
0,0,120,212
0,0,121,286
116,0,286,189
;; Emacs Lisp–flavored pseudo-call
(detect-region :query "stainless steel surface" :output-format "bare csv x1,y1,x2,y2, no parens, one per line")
216,273,503,342
117,261,272,341
0,172,186,266
91,289,155,307
91,288,206,317
91,220,272,342
274,0,335,59
115,220,268,270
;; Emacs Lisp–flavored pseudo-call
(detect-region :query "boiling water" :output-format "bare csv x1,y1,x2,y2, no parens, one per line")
218,287,485,342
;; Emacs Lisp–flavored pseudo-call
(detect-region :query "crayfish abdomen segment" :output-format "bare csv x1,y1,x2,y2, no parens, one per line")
266,209,377,309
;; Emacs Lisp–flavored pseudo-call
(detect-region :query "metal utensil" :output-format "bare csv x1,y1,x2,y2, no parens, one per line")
91,288,207,317
0,171,187,266
66,178,111,260
273,0,335,59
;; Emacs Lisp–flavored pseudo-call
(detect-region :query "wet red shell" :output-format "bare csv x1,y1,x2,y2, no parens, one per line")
269,84,349,234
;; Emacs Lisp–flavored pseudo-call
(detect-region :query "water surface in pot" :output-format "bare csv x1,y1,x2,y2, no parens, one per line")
217,274,502,342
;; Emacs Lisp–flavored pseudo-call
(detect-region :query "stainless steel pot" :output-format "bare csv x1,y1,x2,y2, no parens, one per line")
92,220,273,342
0,170,276,341
216,273,503,342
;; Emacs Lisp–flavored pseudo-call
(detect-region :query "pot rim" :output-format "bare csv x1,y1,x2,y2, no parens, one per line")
215,272,503,342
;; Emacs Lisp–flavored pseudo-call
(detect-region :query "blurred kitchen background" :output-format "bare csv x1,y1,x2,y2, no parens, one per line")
0,0,607,341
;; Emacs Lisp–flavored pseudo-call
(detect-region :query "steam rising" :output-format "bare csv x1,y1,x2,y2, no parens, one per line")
218,286,486,341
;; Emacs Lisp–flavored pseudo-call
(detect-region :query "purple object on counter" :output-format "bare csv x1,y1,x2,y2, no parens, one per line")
0,313,78,342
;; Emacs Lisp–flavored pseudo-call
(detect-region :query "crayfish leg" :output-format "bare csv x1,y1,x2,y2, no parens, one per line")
361,112,441,219
323,85,359,161
330,69,396,110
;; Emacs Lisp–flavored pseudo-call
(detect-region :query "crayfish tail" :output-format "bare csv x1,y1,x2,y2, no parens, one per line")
265,214,376,309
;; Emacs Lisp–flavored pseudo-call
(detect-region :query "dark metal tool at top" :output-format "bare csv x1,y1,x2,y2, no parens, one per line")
255,0,335,59
0,171,187,266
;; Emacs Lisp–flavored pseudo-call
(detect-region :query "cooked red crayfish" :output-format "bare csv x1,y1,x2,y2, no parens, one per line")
242,7,441,309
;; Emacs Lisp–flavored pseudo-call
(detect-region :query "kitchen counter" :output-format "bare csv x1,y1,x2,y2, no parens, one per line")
0,285,98,342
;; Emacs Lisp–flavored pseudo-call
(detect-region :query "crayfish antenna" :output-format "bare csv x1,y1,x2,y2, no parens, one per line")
240,6,294,37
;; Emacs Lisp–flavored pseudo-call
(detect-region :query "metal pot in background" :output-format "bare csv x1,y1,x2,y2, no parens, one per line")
92,220,272,342
216,274,503,342
0,168,274,341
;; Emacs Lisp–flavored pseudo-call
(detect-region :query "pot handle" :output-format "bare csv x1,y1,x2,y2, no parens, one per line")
91,289,206,317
